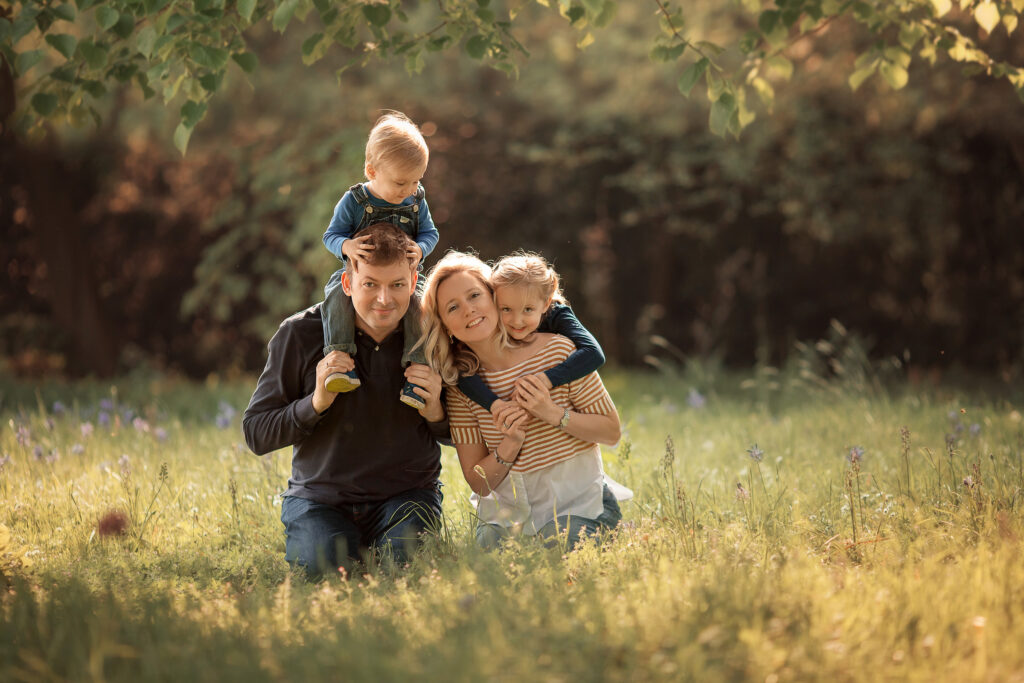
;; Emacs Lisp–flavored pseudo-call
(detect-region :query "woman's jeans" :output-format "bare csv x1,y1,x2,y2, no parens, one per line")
476,484,622,550
281,484,442,578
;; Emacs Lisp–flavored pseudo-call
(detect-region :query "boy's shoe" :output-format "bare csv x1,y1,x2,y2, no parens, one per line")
399,381,426,410
325,370,361,393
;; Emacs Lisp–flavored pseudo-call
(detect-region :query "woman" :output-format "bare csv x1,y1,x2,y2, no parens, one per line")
420,251,623,548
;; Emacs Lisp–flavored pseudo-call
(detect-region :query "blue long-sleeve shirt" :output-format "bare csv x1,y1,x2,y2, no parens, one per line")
322,185,439,263
457,302,606,411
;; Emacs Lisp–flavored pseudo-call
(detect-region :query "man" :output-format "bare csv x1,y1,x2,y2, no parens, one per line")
243,222,448,578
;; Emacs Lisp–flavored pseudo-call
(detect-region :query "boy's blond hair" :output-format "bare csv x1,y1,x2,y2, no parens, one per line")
491,251,567,309
365,111,429,176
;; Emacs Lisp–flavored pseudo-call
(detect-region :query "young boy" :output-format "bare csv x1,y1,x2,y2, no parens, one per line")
321,112,438,409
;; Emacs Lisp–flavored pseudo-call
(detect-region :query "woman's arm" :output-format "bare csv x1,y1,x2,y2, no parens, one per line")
454,407,529,496
515,375,621,446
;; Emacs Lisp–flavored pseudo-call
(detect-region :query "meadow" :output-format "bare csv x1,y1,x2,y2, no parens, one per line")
1,360,1023,682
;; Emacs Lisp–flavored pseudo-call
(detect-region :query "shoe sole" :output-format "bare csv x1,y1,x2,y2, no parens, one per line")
325,374,361,393
400,394,426,410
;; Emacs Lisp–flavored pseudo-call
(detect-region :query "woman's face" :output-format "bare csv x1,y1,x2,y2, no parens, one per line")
437,270,497,344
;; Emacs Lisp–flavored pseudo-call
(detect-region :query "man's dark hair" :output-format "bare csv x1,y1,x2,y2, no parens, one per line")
350,222,415,271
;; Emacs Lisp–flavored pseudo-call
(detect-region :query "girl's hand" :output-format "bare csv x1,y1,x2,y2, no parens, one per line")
342,235,375,264
406,243,423,269
514,375,562,426
514,372,552,392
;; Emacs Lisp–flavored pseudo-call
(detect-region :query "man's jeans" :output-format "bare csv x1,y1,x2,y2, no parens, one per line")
281,485,442,578
476,483,622,550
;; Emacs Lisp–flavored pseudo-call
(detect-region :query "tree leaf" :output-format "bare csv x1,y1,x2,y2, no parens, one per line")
650,43,685,62
238,0,257,22
751,76,775,110
190,43,230,70
677,57,708,97
929,0,951,17
232,51,258,72
1004,14,1018,34
466,34,489,59
95,6,120,30
879,62,908,89
273,0,299,32
31,92,59,116
848,61,877,90
973,2,1000,33
53,4,77,21
15,49,44,76
45,33,78,59
302,32,324,56
173,122,193,155
136,26,157,58
709,91,737,137
764,55,793,81
362,3,391,27
180,100,207,128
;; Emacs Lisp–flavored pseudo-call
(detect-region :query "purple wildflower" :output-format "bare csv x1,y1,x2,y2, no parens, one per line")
747,444,764,462
71,443,85,455
52,401,66,415
687,389,706,409
98,461,111,473
154,427,168,442
98,411,110,427
100,399,114,412
218,401,237,418
16,426,31,448
962,475,976,489
33,445,44,460
81,422,94,438
45,449,59,464
847,446,865,465
216,414,231,429
132,417,149,433
969,423,981,437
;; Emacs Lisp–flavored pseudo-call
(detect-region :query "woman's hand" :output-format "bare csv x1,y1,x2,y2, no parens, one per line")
493,401,529,445
514,374,562,426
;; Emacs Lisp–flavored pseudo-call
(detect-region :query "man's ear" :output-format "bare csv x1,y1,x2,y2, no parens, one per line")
410,269,419,291
340,270,353,296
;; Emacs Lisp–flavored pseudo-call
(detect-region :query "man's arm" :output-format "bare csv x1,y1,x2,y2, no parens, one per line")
242,322,338,455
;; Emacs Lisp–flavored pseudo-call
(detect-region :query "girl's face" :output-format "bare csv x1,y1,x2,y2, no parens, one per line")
437,271,497,345
496,285,548,341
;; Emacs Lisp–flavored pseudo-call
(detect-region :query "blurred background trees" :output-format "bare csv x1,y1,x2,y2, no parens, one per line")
2,1,1022,379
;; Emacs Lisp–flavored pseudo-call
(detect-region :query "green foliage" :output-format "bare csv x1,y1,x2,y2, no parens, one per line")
2,0,1021,145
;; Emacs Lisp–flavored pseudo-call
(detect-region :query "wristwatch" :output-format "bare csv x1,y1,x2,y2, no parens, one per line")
557,407,571,430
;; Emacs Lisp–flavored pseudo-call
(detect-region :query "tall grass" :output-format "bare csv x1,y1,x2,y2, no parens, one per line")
1,366,1022,681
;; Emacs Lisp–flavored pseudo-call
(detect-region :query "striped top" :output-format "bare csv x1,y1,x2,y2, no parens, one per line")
447,335,616,472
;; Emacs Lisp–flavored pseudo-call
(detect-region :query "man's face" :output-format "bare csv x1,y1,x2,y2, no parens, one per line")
341,259,416,341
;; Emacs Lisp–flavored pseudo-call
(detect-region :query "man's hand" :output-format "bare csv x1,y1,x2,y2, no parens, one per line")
514,374,562,426
406,243,423,270
405,363,444,422
313,351,354,414
342,235,375,264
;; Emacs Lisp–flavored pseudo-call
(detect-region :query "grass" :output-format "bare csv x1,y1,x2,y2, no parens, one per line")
1,366,1023,682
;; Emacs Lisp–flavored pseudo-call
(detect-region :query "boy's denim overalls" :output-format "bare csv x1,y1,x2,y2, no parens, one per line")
322,183,427,367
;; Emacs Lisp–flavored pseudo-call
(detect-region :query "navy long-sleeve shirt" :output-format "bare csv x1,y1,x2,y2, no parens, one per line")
457,302,606,411
243,305,450,506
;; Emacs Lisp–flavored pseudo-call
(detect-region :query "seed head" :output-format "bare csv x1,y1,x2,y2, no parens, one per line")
735,482,750,501
847,446,864,465
747,444,764,462
97,509,129,537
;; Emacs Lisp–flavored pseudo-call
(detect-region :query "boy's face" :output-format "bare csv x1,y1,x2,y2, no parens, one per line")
496,285,548,341
366,160,427,205
341,259,417,342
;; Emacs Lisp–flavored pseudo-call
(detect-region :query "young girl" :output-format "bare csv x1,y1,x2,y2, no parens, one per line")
320,112,438,409
457,252,606,422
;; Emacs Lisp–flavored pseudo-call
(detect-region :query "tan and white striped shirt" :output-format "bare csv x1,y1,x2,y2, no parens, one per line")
447,335,617,532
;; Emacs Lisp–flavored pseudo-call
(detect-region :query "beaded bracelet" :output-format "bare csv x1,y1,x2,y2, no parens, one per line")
493,450,515,468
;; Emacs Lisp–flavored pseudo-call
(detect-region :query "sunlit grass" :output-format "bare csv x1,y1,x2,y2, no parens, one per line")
1,369,1022,681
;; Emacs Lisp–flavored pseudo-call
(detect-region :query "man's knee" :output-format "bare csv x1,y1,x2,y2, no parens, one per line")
281,496,359,578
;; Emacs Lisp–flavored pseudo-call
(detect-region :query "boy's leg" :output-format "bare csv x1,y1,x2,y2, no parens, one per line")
322,269,361,392
398,290,427,409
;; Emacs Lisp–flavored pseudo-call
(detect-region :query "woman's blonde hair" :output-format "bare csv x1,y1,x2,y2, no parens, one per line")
365,111,429,176
491,251,567,309
417,251,513,386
